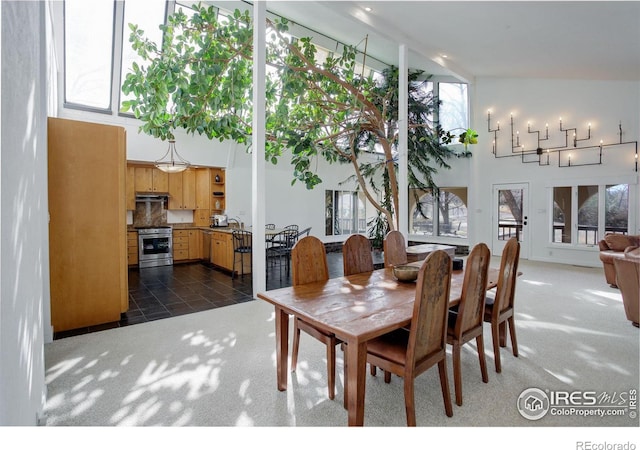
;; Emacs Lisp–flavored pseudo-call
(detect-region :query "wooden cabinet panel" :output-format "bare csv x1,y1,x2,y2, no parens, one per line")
134,166,169,192
127,231,138,266
135,167,153,192
126,166,136,210
188,229,201,259
211,168,225,213
152,168,169,192
195,168,211,210
48,117,128,332
212,232,231,270
168,172,184,210
182,169,196,210
194,208,211,227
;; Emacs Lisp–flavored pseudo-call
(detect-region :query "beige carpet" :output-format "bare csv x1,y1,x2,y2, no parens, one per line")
43,258,639,436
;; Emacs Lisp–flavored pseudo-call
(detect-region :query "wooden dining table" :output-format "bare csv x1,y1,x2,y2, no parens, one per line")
257,264,500,426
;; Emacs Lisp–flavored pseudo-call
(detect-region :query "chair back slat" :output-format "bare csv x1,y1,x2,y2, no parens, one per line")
494,237,521,317
408,250,452,364
455,243,490,337
343,234,374,276
383,231,407,267
291,236,329,286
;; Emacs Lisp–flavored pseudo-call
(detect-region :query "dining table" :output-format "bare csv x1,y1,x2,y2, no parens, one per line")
257,263,501,426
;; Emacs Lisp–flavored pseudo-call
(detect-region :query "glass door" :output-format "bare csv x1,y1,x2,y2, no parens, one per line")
492,183,529,258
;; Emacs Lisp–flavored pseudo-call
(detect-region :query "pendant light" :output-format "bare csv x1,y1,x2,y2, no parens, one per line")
154,139,190,173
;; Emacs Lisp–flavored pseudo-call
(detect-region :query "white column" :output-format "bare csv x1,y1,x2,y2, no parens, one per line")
398,44,409,238
252,0,267,295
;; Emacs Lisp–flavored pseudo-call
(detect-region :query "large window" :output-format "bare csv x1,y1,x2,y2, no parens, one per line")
410,188,468,238
437,82,469,134
552,183,630,245
64,0,115,110
325,190,366,236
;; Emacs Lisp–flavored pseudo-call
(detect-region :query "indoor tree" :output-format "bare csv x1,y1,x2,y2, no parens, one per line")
122,4,456,231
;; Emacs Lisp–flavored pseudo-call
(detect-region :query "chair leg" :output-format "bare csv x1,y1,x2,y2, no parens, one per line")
499,321,507,347
452,342,463,406
476,335,489,383
438,359,454,417
342,344,348,410
403,378,416,427
384,370,391,383
508,317,519,357
327,338,336,400
370,364,377,376
491,321,503,373
291,318,301,372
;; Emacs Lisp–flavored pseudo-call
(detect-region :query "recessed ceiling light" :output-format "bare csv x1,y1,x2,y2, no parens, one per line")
442,54,448,58
364,7,372,12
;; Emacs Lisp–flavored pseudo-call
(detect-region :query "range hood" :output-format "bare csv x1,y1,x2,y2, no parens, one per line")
135,193,170,202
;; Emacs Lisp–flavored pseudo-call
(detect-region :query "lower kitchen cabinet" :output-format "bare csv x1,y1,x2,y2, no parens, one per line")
211,230,251,275
173,230,190,261
173,228,203,262
127,231,138,266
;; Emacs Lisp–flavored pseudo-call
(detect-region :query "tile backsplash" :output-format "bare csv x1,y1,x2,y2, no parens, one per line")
133,200,167,227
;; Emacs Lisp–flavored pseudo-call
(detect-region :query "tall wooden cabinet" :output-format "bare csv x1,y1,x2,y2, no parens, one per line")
48,117,128,332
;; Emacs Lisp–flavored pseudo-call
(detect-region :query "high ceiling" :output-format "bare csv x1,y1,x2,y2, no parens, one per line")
265,1,640,81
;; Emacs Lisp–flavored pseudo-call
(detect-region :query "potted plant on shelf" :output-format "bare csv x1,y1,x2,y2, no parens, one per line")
457,128,478,157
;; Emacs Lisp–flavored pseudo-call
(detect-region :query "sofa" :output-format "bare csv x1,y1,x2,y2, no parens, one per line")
598,233,640,287
613,247,640,327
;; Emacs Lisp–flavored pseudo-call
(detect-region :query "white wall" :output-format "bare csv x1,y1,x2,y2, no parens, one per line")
0,1,48,425
466,77,640,266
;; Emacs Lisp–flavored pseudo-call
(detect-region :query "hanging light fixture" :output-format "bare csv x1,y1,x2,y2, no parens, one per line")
154,139,190,173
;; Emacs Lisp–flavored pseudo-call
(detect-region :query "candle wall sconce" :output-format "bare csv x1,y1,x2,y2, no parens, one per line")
487,110,638,171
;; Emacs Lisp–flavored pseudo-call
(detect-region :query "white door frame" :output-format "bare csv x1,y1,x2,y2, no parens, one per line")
492,183,530,259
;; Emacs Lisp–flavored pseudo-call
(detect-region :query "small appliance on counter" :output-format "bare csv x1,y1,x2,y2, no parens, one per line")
210,214,228,227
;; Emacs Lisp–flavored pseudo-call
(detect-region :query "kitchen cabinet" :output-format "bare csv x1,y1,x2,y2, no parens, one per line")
182,169,196,210
212,231,232,271
135,166,169,192
195,168,211,210
168,169,196,210
173,230,189,261
173,228,202,262
126,166,136,210
188,229,202,259
194,208,211,227
48,117,128,332
127,231,138,266
211,230,251,275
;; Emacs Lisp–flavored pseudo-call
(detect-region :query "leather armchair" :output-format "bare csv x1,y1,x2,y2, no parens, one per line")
598,233,640,287
613,247,640,328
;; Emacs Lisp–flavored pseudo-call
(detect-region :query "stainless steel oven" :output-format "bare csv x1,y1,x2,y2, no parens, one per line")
137,227,173,268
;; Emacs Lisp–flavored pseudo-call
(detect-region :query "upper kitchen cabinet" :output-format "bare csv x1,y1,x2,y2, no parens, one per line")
168,168,196,210
195,168,211,210
48,117,128,332
135,166,169,192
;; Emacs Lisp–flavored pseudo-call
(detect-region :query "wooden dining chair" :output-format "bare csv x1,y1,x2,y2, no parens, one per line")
484,237,521,372
359,250,453,425
290,236,339,400
383,230,407,267
342,234,374,276
446,242,490,406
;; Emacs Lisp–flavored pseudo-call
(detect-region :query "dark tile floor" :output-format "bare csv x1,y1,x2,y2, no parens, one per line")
53,252,350,340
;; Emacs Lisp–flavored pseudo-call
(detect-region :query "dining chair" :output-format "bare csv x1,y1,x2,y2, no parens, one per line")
357,250,454,425
265,228,297,281
383,230,407,267
290,236,338,400
446,242,490,406
484,237,521,372
231,229,252,279
342,234,374,276
296,226,312,239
